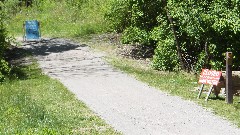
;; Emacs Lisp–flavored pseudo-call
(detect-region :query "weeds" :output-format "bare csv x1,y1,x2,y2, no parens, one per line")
6,0,112,38
0,57,119,134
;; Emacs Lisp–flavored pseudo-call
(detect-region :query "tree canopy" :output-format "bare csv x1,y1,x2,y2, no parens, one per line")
106,0,240,72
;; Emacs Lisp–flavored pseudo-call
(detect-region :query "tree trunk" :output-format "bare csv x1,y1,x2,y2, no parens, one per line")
162,0,185,70
204,39,210,69
25,0,32,7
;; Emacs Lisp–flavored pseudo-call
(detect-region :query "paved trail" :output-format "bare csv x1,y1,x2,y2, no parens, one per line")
22,38,240,135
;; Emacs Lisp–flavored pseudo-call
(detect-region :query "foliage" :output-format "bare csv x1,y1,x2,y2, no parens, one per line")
167,0,240,71
0,61,119,134
105,0,162,45
121,26,149,44
152,38,179,71
105,0,131,32
0,2,11,82
107,0,240,72
6,0,113,37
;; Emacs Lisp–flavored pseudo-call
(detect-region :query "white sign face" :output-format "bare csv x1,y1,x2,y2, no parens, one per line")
199,69,222,86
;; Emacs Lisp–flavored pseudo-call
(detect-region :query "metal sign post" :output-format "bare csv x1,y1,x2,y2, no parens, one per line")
226,52,233,104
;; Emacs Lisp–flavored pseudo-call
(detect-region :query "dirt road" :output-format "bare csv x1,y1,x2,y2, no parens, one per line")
22,38,240,135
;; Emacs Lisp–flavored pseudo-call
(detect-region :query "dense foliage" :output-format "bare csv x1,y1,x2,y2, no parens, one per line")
0,2,11,82
106,0,240,72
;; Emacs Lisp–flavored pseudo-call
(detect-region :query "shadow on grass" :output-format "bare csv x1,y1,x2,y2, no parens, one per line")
208,96,225,101
5,47,31,62
9,64,41,80
5,47,33,80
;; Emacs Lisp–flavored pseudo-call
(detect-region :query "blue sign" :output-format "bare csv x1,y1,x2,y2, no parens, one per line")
25,20,40,40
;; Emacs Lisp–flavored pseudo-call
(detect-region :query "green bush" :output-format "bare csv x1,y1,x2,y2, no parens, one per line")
105,0,131,32
152,38,179,71
107,0,240,72
121,26,149,44
0,3,11,82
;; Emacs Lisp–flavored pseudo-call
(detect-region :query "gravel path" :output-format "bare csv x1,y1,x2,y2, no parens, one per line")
22,38,240,135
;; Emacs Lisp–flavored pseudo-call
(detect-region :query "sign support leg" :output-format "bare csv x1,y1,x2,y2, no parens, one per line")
197,84,204,99
205,85,214,101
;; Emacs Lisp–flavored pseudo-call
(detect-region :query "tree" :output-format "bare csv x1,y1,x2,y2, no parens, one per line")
107,0,240,72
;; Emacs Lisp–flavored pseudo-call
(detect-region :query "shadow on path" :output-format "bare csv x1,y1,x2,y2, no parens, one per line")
5,38,89,80
22,38,87,56
27,38,121,78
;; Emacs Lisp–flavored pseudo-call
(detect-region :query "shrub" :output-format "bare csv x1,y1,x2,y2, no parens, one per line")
105,0,131,32
107,0,240,72
0,2,11,82
121,26,149,44
152,38,179,71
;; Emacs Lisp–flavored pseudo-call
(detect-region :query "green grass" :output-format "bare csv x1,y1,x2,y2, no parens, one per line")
0,58,119,134
6,0,112,38
89,40,240,128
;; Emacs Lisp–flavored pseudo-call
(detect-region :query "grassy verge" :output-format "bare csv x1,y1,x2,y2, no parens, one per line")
0,56,119,134
89,38,240,128
6,0,112,38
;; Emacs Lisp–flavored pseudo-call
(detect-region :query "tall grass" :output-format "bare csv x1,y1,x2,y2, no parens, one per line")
6,0,113,38
0,60,119,134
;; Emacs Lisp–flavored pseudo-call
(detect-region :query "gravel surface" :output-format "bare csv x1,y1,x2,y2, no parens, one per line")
21,38,240,135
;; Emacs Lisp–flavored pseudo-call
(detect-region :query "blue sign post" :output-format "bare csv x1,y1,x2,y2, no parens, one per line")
23,20,41,41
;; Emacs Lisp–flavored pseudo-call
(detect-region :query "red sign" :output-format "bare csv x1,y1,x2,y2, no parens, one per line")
198,69,222,85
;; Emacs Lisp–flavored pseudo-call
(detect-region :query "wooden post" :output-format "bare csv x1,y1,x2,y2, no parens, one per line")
23,22,25,41
226,52,233,104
